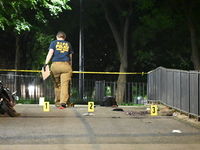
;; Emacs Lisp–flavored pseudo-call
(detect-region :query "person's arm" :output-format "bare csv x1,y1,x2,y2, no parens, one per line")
69,54,72,66
43,49,54,71
45,49,54,64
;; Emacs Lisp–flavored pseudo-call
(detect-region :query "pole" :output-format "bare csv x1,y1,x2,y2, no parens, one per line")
79,0,84,100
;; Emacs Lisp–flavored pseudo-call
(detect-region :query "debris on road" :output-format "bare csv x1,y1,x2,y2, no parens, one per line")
82,112,95,116
172,130,182,133
126,111,149,116
160,106,175,116
112,108,124,111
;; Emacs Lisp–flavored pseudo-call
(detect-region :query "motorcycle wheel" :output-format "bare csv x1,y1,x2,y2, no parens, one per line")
1,100,17,117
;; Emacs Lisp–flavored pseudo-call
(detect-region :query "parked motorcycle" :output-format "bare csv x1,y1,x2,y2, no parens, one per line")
0,81,18,117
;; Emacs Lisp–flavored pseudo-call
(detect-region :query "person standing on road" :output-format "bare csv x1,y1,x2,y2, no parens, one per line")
43,31,74,109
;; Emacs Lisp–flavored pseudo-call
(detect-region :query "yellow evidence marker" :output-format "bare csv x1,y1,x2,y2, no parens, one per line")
151,105,158,116
43,102,50,112
88,102,94,112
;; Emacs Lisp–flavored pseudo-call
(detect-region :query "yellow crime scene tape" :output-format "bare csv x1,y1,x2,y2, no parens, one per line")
0,69,148,75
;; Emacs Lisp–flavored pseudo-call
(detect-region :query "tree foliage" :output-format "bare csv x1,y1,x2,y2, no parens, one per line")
0,0,197,80
167,0,200,70
129,0,192,72
0,0,72,74
0,0,71,34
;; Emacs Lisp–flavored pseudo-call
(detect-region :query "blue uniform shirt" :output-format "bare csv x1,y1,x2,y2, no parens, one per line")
49,40,74,62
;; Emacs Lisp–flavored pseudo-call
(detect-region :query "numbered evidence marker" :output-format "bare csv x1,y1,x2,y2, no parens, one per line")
151,105,158,116
88,102,94,112
43,102,50,112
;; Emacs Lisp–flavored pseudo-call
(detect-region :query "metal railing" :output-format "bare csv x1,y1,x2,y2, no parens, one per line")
0,73,147,104
147,66,200,118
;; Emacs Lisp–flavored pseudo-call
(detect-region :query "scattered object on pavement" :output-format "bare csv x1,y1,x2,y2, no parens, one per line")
82,112,95,116
172,130,182,133
59,106,65,109
100,96,117,107
126,111,149,116
146,107,151,111
146,107,151,114
173,112,177,116
112,117,121,118
112,108,124,111
160,106,175,116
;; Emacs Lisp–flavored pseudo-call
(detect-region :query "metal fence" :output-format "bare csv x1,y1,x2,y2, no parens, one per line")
0,73,147,105
147,66,200,118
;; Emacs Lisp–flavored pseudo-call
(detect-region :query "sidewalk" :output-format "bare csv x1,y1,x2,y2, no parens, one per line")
0,104,200,150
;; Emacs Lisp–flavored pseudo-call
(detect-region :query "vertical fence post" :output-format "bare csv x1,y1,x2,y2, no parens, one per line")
95,81,105,102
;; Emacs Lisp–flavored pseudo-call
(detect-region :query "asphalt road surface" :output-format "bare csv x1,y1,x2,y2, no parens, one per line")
0,104,200,150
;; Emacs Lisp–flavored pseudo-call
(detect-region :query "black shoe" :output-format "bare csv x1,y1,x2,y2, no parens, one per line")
61,103,66,108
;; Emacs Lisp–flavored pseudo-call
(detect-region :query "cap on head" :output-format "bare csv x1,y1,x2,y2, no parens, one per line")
56,31,66,39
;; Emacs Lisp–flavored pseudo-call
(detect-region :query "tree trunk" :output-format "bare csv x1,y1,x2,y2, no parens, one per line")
115,15,129,103
116,64,127,104
168,0,200,70
182,1,200,70
15,35,20,71
99,0,131,103
188,20,200,70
